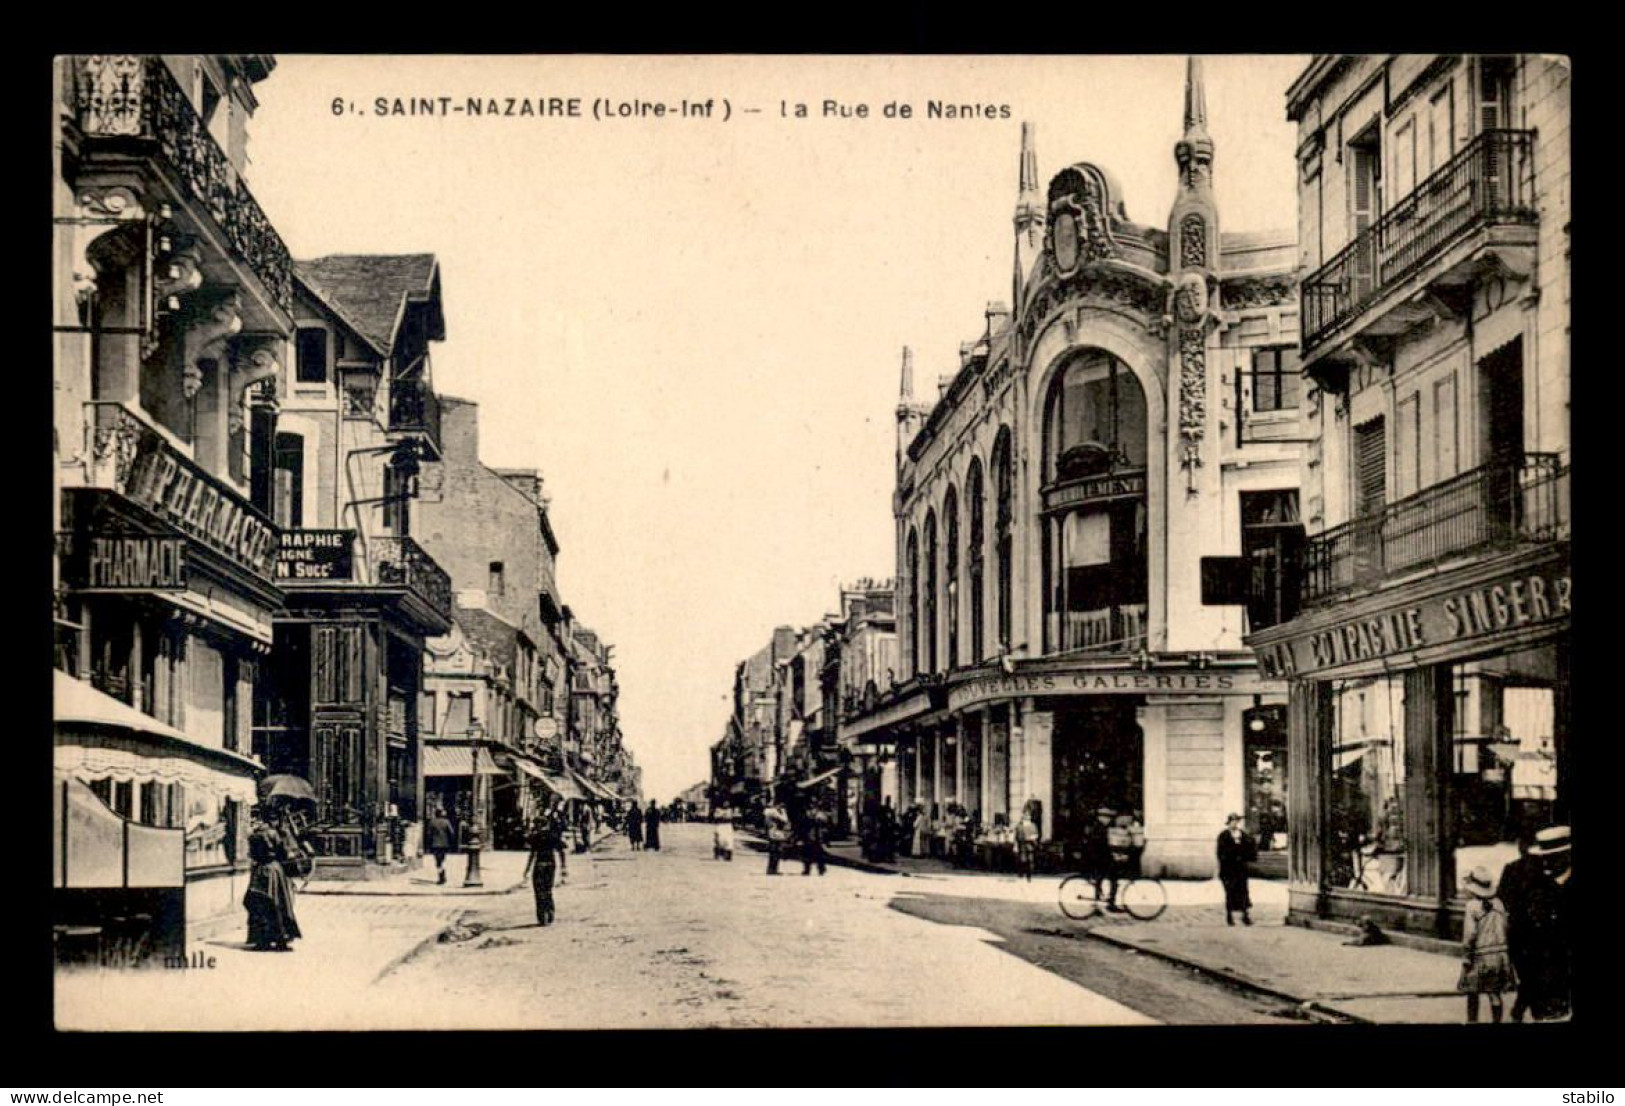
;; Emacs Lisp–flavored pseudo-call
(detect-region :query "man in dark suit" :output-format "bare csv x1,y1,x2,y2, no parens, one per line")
1496,829,1542,1021
1217,813,1257,926
425,806,456,885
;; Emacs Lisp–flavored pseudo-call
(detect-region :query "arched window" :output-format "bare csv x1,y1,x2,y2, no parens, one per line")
1041,352,1150,654
992,428,1014,652
906,528,920,676
966,459,986,664
923,510,939,674
1043,350,1148,483
944,487,959,670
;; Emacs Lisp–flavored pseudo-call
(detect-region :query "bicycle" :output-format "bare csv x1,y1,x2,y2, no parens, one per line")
1058,869,1168,922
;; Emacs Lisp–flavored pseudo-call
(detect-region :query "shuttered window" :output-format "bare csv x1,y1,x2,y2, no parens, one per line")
1355,417,1387,517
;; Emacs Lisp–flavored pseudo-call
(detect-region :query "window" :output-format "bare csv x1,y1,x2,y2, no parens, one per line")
906,529,920,675
1326,674,1409,896
923,512,938,674
1428,82,1456,176
1354,416,1387,517
420,691,437,734
1434,375,1459,480
943,489,959,670
273,433,304,529
966,460,985,663
1251,347,1303,412
993,430,1013,652
296,328,328,385
382,464,410,535
1477,56,1514,134
1045,351,1148,481
489,561,506,597
1392,117,1418,199
1241,491,1304,631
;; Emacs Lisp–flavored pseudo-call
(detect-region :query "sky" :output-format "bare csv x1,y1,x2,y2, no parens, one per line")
246,54,1310,803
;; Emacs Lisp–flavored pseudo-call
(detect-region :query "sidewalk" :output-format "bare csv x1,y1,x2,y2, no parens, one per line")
761,831,1468,1024
302,829,622,897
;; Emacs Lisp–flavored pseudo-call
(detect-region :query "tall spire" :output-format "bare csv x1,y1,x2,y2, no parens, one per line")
1013,121,1044,321
1183,55,1209,138
898,345,914,402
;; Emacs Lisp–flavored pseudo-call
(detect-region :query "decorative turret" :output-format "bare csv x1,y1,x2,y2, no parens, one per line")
1012,122,1044,320
1168,55,1220,489
895,345,930,470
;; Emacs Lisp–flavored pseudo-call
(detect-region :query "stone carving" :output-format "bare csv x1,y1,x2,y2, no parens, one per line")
71,186,146,307
1174,272,1208,325
1045,165,1120,272
1178,327,1207,464
185,295,243,399
1220,275,1296,309
1180,213,1207,268
227,342,281,434
154,247,204,309
1019,268,1166,343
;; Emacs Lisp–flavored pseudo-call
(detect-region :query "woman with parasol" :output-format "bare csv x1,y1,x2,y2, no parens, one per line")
244,775,316,951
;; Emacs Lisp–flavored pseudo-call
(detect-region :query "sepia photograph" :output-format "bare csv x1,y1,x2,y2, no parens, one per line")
48,52,1572,1033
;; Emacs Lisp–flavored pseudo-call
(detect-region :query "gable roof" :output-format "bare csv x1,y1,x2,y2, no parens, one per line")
293,254,443,356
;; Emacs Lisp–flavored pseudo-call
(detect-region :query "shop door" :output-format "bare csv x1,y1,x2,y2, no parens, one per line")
1243,705,1289,878
310,715,365,859
1050,699,1144,859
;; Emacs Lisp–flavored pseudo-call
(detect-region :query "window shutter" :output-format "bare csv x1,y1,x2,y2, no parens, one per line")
1355,417,1387,516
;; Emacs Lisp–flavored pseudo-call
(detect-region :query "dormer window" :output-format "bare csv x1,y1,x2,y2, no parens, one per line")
296,328,328,385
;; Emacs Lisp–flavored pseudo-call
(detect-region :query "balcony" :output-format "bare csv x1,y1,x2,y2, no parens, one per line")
387,375,443,456
1048,603,1149,656
70,56,293,315
1301,455,1568,607
1301,130,1536,357
368,536,454,627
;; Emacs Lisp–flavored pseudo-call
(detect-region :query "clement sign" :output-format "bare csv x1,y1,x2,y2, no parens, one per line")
947,666,1269,712
1257,561,1571,679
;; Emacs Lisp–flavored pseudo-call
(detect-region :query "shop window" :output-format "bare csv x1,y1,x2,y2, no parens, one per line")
940,730,959,804
1449,644,1563,896
1326,674,1408,895
1243,705,1288,853
919,735,936,805
295,328,329,385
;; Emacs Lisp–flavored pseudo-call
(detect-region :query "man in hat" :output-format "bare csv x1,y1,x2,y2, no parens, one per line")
1082,807,1122,911
425,805,456,885
1516,825,1573,1021
1216,813,1257,926
1495,828,1543,1022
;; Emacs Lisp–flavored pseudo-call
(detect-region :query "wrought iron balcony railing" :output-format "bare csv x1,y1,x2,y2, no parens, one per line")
1301,130,1536,352
71,56,294,314
1301,454,1568,606
369,535,454,624
387,375,443,454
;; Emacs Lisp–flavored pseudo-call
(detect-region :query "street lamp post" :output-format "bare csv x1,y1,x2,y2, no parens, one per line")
464,721,485,887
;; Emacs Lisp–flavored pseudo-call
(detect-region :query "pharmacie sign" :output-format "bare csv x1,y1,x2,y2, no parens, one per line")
277,530,356,581
1256,560,1571,679
68,534,188,591
117,431,278,583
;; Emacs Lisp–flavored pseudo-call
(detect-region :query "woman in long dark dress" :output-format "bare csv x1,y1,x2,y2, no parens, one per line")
1216,813,1257,926
244,809,302,951
643,800,662,851
627,802,644,850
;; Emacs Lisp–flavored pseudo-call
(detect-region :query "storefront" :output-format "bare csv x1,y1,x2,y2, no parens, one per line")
1249,543,1570,938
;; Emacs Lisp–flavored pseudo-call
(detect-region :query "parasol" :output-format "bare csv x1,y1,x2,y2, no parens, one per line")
257,774,318,805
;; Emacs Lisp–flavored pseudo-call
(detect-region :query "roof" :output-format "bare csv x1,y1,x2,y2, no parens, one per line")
454,605,522,666
293,254,444,355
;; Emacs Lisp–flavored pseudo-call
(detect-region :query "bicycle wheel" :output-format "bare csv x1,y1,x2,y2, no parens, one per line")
1120,878,1167,921
1058,875,1103,921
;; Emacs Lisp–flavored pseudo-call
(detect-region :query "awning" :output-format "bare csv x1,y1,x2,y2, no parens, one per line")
543,771,588,800
508,757,549,783
570,770,616,801
797,766,843,789
423,745,503,777
54,670,262,780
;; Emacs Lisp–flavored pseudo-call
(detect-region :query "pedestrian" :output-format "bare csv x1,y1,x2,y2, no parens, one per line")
1216,813,1256,925
713,816,735,861
1516,825,1573,1021
764,800,791,875
643,799,663,851
1497,830,1542,1022
877,798,898,863
802,807,829,876
899,803,920,858
1014,804,1040,883
1084,807,1122,910
521,815,559,926
1458,866,1515,1023
243,807,301,952
425,806,455,885
627,800,644,851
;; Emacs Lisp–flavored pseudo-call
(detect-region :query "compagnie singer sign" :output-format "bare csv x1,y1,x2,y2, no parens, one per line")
117,431,278,582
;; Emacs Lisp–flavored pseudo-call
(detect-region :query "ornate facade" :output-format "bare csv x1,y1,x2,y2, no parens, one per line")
850,60,1306,877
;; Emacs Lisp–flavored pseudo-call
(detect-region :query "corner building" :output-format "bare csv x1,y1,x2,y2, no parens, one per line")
858,60,1306,877
1248,55,1570,939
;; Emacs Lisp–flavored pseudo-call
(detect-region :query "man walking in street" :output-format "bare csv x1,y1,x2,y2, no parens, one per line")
644,799,663,851
426,806,456,885
1496,829,1542,1022
764,800,791,876
802,806,829,876
1216,813,1256,926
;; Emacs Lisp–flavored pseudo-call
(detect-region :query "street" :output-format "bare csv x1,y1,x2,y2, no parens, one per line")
59,823,1318,1030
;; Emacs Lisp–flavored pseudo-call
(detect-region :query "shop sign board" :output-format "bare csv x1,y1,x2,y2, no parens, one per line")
116,430,279,583
947,666,1270,712
277,530,356,582
66,534,188,592
1256,560,1571,680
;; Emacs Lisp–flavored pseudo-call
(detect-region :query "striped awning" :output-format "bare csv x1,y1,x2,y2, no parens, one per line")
423,745,503,777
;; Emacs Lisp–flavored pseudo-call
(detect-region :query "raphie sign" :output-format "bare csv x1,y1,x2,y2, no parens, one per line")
277,529,356,581
116,431,278,583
